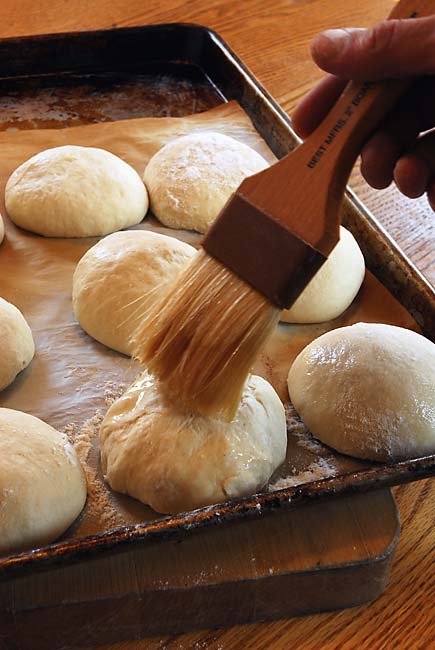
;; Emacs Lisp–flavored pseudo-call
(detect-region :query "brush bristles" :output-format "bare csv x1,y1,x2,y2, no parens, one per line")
131,250,279,422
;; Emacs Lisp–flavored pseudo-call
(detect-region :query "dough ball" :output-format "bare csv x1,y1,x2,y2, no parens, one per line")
0,297,35,391
143,132,269,233
0,212,4,244
0,408,87,554
288,323,435,462
281,227,365,323
100,372,287,514
72,230,195,355
5,145,148,238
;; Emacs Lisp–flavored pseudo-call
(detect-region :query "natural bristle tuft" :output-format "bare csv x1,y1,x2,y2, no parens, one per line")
131,250,279,421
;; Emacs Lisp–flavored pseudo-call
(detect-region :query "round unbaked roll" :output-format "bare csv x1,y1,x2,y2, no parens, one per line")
288,322,435,462
281,227,365,323
0,408,87,554
0,297,35,391
143,132,269,233
72,230,195,356
5,145,148,237
0,212,4,244
100,372,287,514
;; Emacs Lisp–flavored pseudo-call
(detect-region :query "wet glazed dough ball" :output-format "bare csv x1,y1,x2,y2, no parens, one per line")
281,227,365,323
5,145,148,237
0,297,34,391
0,408,87,554
288,323,435,462
100,372,287,514
72,230,195,356
143,132,269,233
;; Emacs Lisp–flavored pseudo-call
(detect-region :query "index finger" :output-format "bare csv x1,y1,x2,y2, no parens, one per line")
291,74,347,139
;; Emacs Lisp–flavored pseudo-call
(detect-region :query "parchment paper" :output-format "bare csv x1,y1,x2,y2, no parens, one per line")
0,101,419,542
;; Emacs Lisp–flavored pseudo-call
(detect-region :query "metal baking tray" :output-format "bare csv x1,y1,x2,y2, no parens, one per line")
0,23,435,581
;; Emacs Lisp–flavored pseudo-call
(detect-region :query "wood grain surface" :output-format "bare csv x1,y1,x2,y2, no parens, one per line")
1,1,434,648
0,490,400,649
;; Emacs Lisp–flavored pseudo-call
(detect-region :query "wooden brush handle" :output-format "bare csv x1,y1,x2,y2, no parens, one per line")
204,0,435,309
241,0,435,255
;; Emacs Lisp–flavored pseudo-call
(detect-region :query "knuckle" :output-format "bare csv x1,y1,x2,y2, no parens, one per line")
363,20,398,55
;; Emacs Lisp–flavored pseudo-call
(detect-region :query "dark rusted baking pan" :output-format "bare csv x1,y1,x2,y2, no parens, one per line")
0,23,434,584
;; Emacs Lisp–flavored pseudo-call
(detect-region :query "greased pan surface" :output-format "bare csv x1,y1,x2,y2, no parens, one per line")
0,24,434,580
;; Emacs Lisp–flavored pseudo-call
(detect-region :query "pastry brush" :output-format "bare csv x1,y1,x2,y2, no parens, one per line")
133,0,433,422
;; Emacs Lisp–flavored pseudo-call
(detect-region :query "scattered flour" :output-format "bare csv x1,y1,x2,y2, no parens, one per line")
285,402,326,454
62,381,128,532
266,403,341,490
268,457,338,491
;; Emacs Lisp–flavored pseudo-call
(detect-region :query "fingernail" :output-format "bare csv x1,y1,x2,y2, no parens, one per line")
312,29,350,60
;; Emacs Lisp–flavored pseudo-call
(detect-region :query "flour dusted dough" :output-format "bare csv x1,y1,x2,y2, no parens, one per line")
281,227,365,323
100,373,287,514
72,230,195,355
5,145,148,237
0,408,87,554
0,297,34,391
143,132,269,233
0,213,4,245
288,323,435,462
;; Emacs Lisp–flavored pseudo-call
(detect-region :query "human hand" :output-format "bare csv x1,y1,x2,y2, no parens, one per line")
292,16,435,209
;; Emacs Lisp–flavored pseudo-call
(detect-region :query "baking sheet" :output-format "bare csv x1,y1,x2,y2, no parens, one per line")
0,101,419,548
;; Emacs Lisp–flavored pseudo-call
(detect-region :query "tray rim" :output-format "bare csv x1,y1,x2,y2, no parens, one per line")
0,21,434,581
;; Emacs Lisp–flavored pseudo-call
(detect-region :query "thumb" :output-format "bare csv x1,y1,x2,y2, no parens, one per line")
311,16,435,80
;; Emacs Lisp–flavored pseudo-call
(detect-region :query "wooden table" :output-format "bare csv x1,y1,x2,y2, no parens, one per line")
0,1,434,648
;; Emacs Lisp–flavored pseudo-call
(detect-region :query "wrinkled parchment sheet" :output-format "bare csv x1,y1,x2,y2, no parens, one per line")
0,101,419,542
